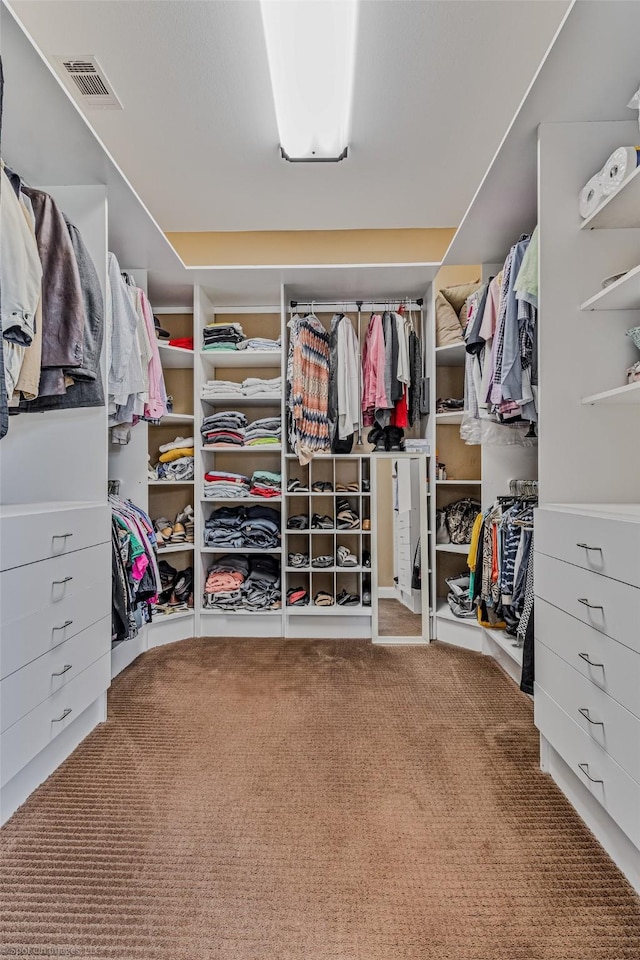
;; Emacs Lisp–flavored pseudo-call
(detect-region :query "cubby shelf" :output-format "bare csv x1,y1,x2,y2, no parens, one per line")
157,344,194,368
201,497,281,504
201,395,281,407
435,412,464,424
435,600,480,628
148,480,195,486
157,544,195,555
580,264,640,312
286,605,371,617
200,350,282,368
435,479,481,485
159,413,195,425
200,608,282,616
201,547,282,554
435,543,470,555
201,446,282,454
285,566,366,574
151,609,195,624
435,343,466,366
484,628,524,666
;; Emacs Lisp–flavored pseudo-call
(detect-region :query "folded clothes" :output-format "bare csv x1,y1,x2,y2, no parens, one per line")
159,446,195,463
203,553,281,610
159,435,194,453
204,505,281,550
237,337,281,351
152,456,195,481
169,337,194,350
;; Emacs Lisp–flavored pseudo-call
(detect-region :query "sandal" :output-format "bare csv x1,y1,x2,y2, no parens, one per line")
336,482,359,492
287,478,308,492
288,552,309,568
314,591,335,606
287,587,309,606
336,545,358,567
311,514,334,529
337,589,360,606
155,517,174,543
337,509,360,529
171,521,187,543
312,555,333,568
287,514,309,529
312,481,333,493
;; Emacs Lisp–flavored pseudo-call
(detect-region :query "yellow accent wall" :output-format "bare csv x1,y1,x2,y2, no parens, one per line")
167,228,456,267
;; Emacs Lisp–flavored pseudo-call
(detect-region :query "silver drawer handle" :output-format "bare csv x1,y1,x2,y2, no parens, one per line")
52,708,72,723
578,762,603,785
576,542,602,553
52,533,74,541
578,598,604,611
578,707,604,727
52,620,73,632
52,576,73,586
578,652,604,669
52,664,73,677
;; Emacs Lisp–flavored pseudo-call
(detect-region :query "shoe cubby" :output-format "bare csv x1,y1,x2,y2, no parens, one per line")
310,494,335,530
311,570,334,607
335,570,362,609
334,457,360,491
310,532,334,567
336,533,361,571
286,572,310,609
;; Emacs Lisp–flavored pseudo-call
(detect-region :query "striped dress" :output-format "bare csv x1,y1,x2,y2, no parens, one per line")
287,314,331,465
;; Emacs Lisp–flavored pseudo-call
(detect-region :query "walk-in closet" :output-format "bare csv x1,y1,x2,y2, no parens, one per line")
2,1,640,957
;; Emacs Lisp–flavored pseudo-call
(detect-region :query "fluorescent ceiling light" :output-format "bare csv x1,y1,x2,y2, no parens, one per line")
260,0,359,161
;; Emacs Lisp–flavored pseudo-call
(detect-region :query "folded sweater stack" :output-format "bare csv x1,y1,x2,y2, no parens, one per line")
201,377,282,400
203,554,281,611
204,504,281,550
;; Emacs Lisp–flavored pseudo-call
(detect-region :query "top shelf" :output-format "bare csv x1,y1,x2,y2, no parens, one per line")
435,343,466,366
200,350,282,368
580,166,640,231
158,344,194,368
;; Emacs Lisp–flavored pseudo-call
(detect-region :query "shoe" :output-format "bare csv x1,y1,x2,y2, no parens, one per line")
336,589,360,606
287,587,309,606
287,514,309,530
314,591,335,606
362,519,371,531
362,479,370,492
336,545,358,567
312,481,333,492
337,508,360,530
386,427,405,452
287,478,308,492
288,552,309,568
311,514,334,529
155,517,173,544
312,556,333,568
169,566,193,606
362,550,371,568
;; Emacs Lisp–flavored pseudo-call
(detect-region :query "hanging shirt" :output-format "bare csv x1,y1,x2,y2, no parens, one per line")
337,316,361,440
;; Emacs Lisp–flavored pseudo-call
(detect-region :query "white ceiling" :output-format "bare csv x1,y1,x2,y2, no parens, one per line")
10,0,569,233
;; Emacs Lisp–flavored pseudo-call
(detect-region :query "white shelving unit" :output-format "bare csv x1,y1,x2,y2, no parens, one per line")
157,344,194,369
579,165,640,231
582,381,640,406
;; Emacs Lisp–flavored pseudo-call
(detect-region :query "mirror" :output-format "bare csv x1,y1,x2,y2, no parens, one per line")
372,455,430,642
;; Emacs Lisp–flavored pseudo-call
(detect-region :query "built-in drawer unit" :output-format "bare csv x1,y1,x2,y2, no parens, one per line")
535,552,640,653
1,616,110,733
535,686,640,850
537,641,640,783
536,598,640,720
0,502,109,573
0,653,110,787
536,506,640,588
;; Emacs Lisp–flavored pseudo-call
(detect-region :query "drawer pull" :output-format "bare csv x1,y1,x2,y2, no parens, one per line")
52,576,73,586
578,652,604,669
52,533,74,541
52,620,73,632
578,598,604,611
52,708,72,723
578,762,603,785
576,542,602,553
578,707,604,727
52,664,73,677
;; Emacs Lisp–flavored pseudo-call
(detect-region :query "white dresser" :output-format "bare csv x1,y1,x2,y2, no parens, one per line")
0,501,111,824
534,504,640,888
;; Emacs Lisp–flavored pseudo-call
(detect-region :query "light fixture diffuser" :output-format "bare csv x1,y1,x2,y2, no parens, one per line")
260,0,359,162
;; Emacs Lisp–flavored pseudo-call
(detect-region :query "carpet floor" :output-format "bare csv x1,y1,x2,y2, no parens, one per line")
1,638,639,960
378,598,423,636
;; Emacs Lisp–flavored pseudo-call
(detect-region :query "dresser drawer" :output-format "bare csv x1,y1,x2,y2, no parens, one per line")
535,552,640,653
536,598,640,720
534,685,640,849
0,653,110,787
0,541,111,627
536,508,640,588
536,640,640,783
0,502,109,572
1,616,110,732
0,579,110,679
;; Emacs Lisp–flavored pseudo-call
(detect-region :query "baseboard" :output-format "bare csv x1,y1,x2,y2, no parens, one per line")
378,587,396,599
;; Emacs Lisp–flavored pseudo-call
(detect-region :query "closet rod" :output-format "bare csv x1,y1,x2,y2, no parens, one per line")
290,297,424,310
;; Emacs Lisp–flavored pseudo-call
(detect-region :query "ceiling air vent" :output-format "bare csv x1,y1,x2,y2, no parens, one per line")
53,55,123,109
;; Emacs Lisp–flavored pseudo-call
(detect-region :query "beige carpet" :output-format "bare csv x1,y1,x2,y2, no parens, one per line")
378,597,423,636
1,638,639,960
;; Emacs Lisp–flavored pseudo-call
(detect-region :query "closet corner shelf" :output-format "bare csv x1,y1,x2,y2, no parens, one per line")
581,262,640,312
159,412,195,426
157,344,195,368
436,600,480,628
484,627,524,666
148,480,195,486
157,544,195,555
580,166,640,231
435,343,466,366
435,543,471,555
284,566,365,574
435,479,481,485
200,608,282,617
200,446,282,454
150,609,195,625
435,412,464,425
199,350,282,368
581,380,640,405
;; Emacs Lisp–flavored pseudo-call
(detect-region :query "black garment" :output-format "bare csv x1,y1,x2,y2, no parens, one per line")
520,605,535,696
408,330,422,427
111,524,130,643
0,55,8,440
327,313,341,448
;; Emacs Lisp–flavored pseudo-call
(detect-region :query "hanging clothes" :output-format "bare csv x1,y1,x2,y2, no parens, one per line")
287,313,331,465
110,495,162,643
